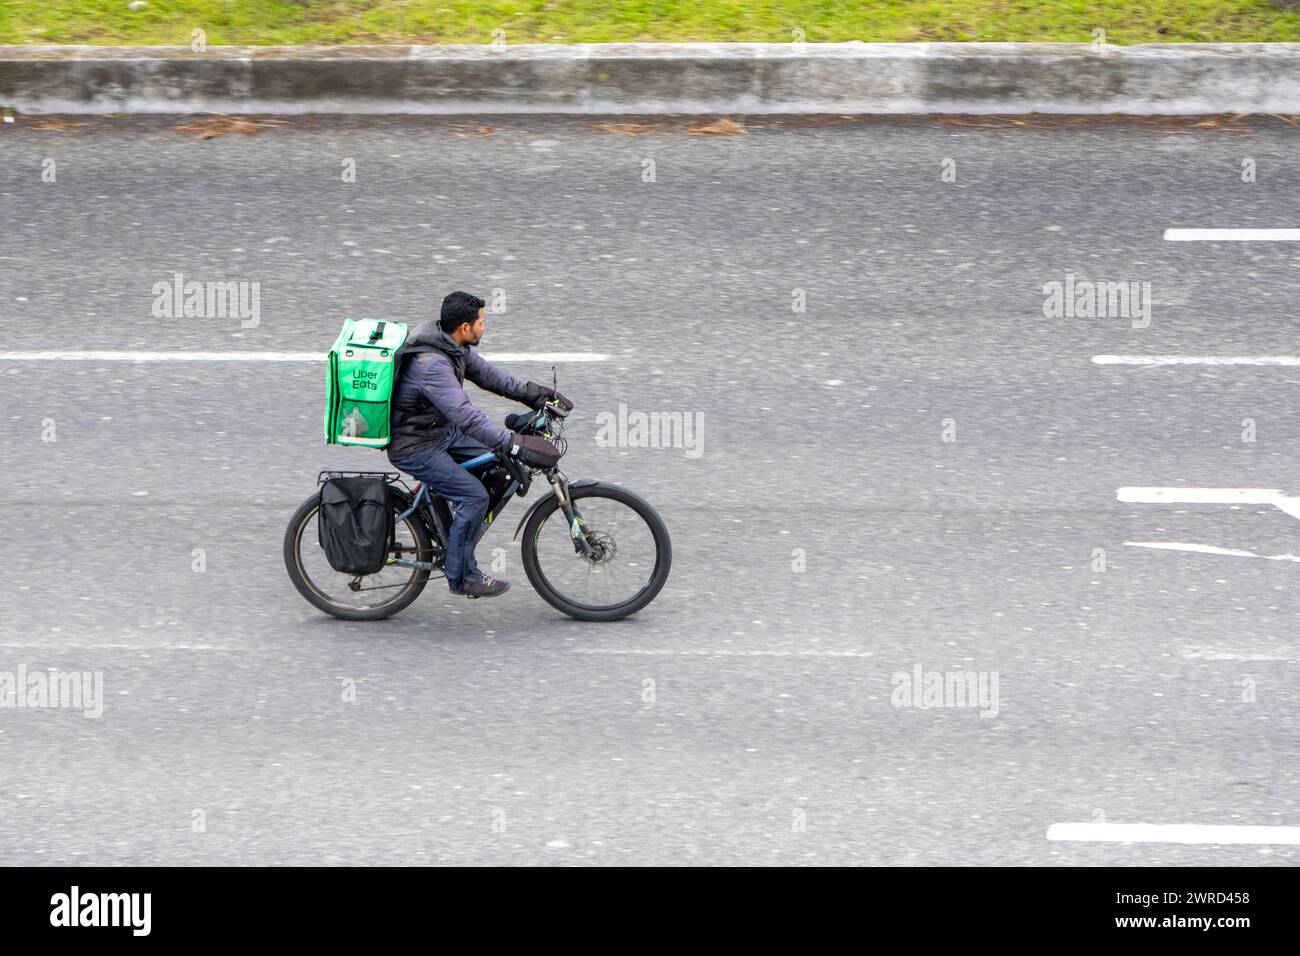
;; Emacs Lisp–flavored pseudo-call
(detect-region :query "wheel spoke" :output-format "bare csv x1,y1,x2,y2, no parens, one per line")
294,501,433,613
528,493,658,612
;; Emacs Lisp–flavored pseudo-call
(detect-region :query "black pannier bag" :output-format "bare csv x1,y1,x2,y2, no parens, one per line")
318,477,394,575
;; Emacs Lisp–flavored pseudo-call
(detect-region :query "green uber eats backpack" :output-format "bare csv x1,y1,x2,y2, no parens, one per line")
324,318,410,448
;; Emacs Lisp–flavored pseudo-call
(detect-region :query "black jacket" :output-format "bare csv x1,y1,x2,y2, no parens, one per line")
386,322,528,462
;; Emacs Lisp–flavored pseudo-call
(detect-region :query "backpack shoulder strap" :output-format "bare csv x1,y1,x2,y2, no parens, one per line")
393,342,438,368
394,341,437,358
391,344,442,410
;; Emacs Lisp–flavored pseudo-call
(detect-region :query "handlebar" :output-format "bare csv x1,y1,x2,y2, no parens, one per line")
499,400,570,480
500,452,532,489
520,401,568,435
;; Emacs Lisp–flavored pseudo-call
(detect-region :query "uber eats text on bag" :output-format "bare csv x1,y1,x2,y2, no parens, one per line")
325,318,408,448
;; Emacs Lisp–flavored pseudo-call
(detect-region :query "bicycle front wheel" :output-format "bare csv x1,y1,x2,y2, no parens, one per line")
283,487,435,621
521,482,671,622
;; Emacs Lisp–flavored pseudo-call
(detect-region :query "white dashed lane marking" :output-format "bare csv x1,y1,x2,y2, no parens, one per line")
1048,823,1300,845
570,648,875,658
0,351,610,363
1117,486,1300,522
1164,228,1300,241
1093,355,1300,366
1125,541,1300,563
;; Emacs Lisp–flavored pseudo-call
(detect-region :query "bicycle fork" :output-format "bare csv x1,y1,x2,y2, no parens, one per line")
547,471,596,559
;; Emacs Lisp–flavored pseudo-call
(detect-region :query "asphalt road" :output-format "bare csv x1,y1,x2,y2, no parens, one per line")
1,113,1298,865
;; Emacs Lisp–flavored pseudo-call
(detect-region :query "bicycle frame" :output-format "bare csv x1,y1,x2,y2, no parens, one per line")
390,466,594,573
321,400,590,576
295,388,669,621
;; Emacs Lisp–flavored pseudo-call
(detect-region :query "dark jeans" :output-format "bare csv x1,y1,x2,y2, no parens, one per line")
390,427,492,589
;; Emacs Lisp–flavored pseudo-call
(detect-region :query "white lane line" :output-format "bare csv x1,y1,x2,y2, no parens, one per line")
1047,823,1300,845
0,643,231,650
1118,485,1300,523
1119,486,1285,505
1180,646,1297,661
570,648,875,658
1165,228,1300,241
0,351,323,362
475,352,608,362
1093,355,1300,366
1124,541,1257,557
1125,541,1300,563
0,350,610,363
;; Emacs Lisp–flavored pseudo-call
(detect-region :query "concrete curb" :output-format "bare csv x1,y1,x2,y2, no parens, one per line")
3,43,1300,115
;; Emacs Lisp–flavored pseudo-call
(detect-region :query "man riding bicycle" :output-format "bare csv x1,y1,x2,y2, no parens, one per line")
387,291,572,599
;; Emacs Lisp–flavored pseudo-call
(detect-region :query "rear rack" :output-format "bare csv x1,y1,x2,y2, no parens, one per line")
317,470,404,486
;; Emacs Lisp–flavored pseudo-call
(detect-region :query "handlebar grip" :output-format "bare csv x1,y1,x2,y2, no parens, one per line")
502,453,529,485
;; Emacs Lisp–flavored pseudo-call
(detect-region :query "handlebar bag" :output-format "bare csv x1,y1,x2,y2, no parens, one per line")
318,477,394,575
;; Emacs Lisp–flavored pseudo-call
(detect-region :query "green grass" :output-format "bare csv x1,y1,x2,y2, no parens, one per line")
2,0,1299,45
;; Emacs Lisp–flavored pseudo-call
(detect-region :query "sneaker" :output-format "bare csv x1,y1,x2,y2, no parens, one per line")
450,574,510,599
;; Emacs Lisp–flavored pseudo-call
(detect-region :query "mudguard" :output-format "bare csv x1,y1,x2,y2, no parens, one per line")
512,478,602,541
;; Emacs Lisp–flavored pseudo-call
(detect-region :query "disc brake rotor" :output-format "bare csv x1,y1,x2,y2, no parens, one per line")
581,530,616,564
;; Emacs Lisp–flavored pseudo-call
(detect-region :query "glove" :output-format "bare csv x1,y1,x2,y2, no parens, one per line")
523,381,574,412
505,431,562,469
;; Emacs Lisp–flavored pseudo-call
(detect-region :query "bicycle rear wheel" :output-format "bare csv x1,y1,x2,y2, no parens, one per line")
283,487,436,621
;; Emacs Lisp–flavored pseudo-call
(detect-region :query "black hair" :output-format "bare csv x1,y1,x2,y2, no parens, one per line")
440,291,486,333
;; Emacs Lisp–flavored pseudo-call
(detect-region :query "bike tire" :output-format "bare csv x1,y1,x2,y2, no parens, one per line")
520,482,671,622
283,487,434,621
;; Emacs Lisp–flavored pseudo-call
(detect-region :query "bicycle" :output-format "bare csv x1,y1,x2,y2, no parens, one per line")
283,398,672,622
